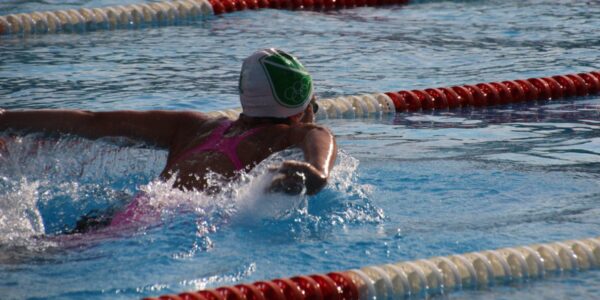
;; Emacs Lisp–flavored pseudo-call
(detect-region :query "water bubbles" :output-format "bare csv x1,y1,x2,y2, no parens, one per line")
394,228,404,239
196,236,214,251
0,178,45,243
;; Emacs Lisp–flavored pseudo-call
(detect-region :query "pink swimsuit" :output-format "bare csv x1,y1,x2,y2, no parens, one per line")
109,120,264,228
168,119,265,171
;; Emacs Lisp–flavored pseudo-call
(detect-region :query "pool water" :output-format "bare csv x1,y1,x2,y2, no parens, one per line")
1,0,600,299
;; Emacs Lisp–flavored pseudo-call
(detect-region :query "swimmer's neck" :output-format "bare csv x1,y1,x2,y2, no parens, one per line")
237,114,293,126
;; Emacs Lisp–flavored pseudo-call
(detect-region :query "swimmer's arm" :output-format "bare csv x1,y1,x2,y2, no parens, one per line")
271,125,337,195
0,110,208,148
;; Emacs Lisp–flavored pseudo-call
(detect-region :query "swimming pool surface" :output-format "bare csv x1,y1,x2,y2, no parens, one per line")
1,1,599,299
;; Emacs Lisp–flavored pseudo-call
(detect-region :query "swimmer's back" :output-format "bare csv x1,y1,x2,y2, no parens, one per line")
160,116,313,191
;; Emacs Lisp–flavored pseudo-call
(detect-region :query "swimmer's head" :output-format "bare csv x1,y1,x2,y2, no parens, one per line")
239,49,314,118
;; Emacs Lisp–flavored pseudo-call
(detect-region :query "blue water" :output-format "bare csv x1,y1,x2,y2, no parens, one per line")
1,0,600,299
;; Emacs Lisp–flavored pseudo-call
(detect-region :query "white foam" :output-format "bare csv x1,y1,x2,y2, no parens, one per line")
0,135,379,254
0,178,45,243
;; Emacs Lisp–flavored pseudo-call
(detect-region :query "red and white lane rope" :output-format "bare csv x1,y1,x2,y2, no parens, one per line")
0,0,409,35
146,236,600,299
205,70,600,120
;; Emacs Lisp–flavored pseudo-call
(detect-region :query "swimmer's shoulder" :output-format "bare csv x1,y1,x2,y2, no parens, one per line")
164,112,223,150
289,122,333,135
172,110,212,125
284,123,334,146
169,112,223,133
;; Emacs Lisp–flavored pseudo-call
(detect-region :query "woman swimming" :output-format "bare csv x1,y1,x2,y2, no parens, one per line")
0,49,337,233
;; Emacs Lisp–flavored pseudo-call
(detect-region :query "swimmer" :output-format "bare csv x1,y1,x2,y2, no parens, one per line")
0,49,337,232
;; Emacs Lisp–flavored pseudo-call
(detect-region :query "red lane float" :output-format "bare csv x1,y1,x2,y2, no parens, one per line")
209,0,411,14
209,71,600,120
382,71,600,112
143,272,360,300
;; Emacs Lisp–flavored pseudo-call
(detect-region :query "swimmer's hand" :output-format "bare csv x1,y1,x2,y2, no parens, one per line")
268,160,328,195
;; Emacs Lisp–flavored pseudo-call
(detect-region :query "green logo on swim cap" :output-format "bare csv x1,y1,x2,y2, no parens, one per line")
260,51,312,108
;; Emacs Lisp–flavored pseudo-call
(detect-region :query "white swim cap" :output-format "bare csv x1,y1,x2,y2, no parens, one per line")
239,48,313,118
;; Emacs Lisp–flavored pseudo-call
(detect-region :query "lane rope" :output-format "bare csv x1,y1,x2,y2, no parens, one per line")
203,71,600,120
3,4,600,300
145,236,600,299
0,0,410,36
0,0,213,35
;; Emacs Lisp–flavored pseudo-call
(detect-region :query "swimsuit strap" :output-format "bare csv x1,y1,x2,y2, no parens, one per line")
169,120,265,171
222,124,266,169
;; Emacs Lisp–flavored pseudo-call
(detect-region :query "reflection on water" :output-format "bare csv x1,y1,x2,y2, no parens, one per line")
333,99,600,171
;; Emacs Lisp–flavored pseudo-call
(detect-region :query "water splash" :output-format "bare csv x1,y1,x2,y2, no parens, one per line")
0,135,383,257
241,150,385,241
0,178,45,243
0,177,63,264
0,135,165,256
